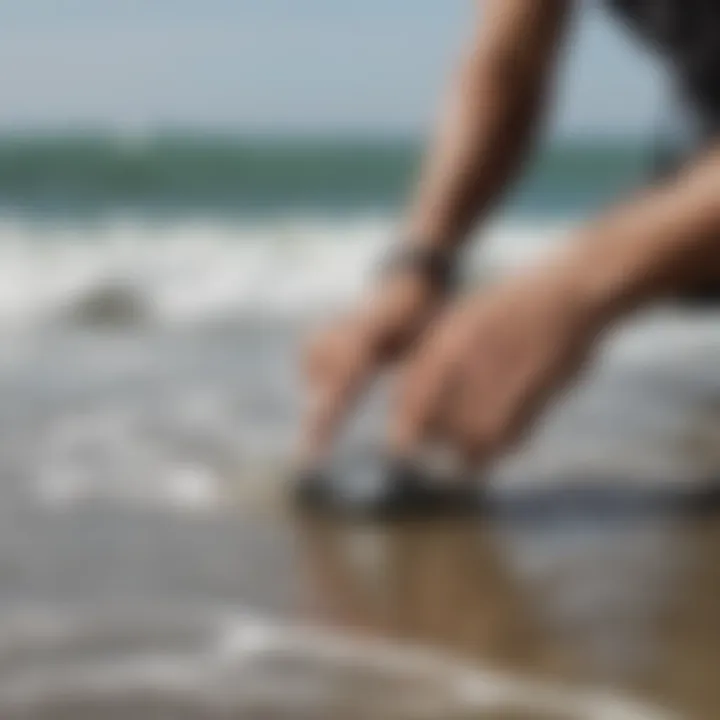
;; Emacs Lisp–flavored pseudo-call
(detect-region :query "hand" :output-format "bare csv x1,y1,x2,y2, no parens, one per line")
390,265,606,469
301,271,447,465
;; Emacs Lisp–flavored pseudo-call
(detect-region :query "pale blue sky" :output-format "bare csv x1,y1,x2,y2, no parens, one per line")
0,1,667,137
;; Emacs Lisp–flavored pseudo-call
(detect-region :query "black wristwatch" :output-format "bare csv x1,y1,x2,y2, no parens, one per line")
378,245,459,292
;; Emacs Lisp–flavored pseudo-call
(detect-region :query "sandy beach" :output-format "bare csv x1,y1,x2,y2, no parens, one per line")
0,305,716,718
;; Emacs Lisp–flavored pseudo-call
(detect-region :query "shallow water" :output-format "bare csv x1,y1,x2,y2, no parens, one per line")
0,607,676,720
0,314,718,718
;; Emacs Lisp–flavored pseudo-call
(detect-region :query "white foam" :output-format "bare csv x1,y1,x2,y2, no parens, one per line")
0,216,571,328
0,608,674,720
35,409,227,512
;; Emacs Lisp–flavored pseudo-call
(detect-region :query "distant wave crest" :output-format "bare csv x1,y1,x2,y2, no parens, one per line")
0,217,570,328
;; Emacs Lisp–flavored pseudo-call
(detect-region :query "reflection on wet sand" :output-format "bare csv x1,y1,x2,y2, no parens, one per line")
294,518,543,666
0,318,718,717
291,511,720,718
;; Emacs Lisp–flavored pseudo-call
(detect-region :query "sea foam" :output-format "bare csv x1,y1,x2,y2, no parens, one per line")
0,216,571,328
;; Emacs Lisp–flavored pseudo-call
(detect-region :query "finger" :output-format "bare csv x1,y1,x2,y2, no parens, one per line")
438,354,511,474
302,320,346,390
388,342,453,459
451,399,513,475
452,377,539,475
300,343,375,466
441,403,490,476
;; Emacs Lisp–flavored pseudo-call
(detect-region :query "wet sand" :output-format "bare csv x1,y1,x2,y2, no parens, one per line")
4,496,719,717
0,312,718,717
290,512,720,718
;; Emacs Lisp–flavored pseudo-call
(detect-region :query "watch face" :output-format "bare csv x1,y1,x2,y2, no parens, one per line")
382,247,456,290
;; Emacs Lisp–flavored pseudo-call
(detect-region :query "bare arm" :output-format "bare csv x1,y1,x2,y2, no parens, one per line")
404,0,572,251
566,144,720,320
299,0,572,467
390,145,720,463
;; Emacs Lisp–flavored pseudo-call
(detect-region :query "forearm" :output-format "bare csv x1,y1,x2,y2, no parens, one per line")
403,1,570,252
565,145,720,324
403,54,542,249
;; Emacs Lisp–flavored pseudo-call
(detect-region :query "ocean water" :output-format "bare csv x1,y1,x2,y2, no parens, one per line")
0,134,653,219
0,134,717,718
0,134,655,327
